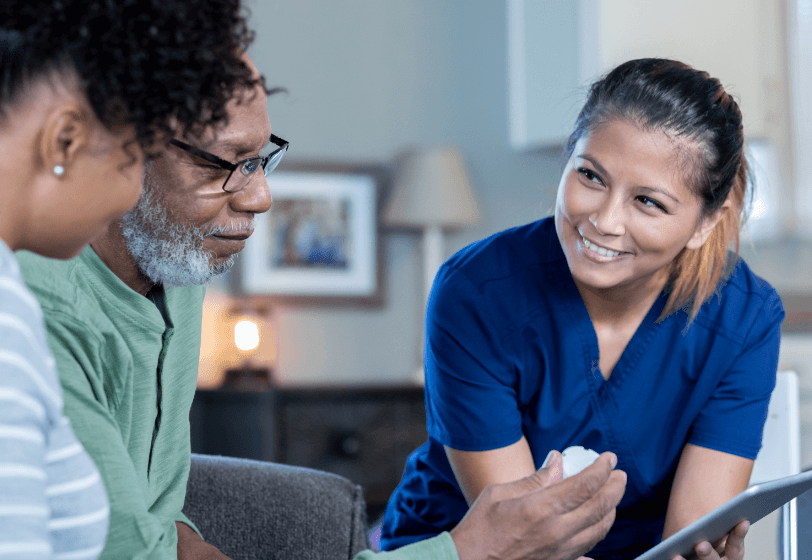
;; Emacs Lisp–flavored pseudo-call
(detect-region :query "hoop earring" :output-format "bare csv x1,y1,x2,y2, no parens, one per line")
53,165,65,176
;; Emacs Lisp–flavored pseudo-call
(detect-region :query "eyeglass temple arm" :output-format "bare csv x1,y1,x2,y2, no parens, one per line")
169,139,236,170
270,134,289,149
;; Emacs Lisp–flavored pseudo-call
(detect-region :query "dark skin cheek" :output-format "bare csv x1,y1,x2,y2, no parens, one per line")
162,186,226,230
154,156,228,224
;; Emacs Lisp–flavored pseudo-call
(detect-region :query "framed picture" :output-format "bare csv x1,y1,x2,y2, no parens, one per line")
239,162,386,305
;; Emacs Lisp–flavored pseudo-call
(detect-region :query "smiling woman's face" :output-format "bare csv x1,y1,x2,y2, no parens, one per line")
555,118,714,296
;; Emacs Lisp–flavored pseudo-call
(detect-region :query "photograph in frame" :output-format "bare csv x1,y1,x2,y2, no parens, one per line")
240,165,383,305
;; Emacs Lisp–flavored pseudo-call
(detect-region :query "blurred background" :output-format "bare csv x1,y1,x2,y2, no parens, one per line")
192,1,812,553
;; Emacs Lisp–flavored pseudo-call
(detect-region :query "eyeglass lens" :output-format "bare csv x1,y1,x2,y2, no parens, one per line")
223,143,287,193
263,146,287,176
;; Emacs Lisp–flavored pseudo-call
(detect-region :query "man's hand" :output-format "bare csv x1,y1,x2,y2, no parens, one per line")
450,450,626,560
176,521,232,560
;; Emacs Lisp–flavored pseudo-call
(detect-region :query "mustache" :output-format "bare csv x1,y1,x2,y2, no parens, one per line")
204,220,255,237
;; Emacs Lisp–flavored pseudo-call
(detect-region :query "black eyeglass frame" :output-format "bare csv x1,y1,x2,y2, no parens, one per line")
169,134,289,192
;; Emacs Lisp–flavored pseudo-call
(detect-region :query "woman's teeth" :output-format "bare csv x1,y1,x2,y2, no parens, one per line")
582,236,621,257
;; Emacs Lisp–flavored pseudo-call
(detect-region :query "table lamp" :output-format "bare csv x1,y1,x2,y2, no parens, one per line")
383,146,482,383
383,146,482,305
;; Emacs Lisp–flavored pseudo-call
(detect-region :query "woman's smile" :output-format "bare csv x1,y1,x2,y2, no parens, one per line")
578,228,631,262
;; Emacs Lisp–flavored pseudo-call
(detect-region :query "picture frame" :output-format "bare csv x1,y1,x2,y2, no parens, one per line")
238,161,387,306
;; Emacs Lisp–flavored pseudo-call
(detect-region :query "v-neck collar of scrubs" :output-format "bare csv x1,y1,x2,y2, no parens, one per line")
576,287,667,392
544,238,669,394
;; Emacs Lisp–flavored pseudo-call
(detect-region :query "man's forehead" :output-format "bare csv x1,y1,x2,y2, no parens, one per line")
201,131,269,158
197,120,271,158
195,87,270,155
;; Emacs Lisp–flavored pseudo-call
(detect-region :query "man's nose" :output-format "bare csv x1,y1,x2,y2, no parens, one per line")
231,169,272,215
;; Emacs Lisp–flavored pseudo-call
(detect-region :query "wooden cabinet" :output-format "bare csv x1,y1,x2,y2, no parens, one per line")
190,385,427,521
508,0,785,149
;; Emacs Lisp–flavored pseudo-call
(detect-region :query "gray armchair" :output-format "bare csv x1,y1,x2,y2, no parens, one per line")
183,453,370,559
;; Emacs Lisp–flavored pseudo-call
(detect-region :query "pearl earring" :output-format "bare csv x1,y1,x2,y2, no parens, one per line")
53,165,65,176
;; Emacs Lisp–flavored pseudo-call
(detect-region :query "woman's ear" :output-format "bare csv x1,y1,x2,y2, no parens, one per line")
685,200,732,250
38,102,92,178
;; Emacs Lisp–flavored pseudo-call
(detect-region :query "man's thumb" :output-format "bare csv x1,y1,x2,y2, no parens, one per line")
537,450,563,487
497,450,564,501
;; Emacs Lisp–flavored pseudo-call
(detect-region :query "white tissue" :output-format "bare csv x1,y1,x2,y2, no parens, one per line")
561,446,600,479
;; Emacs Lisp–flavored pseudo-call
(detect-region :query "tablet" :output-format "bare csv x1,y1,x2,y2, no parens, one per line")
634,469,812,560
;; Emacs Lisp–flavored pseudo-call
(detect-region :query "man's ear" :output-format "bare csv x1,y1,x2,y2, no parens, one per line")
38,102,92,178
685,200,732,251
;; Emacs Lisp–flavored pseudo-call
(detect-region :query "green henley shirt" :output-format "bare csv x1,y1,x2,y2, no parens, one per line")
17,247,203,559
17,246,458,560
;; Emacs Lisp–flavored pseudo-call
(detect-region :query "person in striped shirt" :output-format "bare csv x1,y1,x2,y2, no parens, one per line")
0,1,269,557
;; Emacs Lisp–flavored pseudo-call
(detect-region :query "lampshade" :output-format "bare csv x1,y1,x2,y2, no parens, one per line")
383,146,481,228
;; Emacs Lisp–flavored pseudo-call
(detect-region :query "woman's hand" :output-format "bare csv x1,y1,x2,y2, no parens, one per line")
663,445,753,560
670,520,749,560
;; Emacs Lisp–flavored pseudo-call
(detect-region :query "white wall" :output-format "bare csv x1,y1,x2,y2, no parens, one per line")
240,0,812,391
241,0,565,384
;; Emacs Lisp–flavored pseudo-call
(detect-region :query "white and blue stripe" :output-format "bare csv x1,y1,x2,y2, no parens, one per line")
0,240,108,559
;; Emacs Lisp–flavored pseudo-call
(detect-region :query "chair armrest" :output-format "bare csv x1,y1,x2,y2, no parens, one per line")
183,453,369,560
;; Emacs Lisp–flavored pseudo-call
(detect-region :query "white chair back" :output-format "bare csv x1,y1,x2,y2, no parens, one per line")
751,370,801,485
750,370,801,560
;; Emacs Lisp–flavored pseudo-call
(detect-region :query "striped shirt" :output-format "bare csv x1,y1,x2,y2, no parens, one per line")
0,240,108,560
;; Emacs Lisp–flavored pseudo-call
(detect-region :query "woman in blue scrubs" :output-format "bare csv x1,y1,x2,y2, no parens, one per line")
381,58,782,560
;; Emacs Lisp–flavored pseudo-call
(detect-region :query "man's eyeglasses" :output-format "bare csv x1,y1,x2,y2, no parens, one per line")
169,134,289,193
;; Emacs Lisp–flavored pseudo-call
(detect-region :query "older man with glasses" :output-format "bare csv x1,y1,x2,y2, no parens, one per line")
16,52,625,560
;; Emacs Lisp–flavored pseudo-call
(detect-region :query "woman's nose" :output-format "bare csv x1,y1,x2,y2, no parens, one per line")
589,215,600,232
589,197,625,236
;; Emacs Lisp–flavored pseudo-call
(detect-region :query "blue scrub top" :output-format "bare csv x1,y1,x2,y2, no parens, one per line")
381,217,784,560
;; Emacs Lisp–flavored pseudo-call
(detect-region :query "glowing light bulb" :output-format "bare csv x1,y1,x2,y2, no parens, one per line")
234,320,260,351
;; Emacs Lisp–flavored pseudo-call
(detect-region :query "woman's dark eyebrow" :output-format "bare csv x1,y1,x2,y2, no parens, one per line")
578,153,609,178
639,186,680,204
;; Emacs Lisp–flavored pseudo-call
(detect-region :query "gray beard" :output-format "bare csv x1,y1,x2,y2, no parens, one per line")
120,181,236,287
